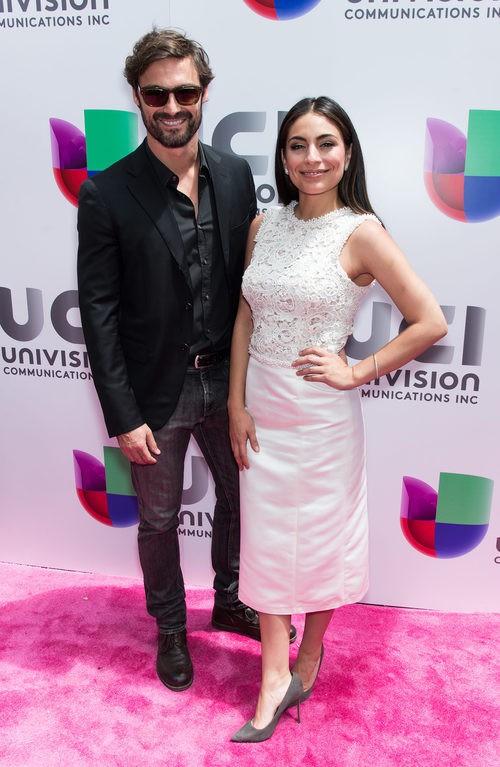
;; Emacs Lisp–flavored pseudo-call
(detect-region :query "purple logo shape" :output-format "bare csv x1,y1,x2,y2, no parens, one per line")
50,119,87,206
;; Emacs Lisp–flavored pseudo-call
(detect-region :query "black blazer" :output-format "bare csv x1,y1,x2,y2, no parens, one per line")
77,140,257,437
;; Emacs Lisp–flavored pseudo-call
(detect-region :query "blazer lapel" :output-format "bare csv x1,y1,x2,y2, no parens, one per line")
126,144,190,284
204,144,231,268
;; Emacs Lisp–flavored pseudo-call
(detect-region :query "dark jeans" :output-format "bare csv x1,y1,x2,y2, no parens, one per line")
130,359,241,635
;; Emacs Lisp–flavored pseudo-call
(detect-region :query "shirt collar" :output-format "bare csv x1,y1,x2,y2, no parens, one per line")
145,141,209,188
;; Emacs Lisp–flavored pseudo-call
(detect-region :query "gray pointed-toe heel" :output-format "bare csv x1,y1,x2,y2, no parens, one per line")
231,672,304,743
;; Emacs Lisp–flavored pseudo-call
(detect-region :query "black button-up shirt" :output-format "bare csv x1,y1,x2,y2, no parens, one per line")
146,143,230,356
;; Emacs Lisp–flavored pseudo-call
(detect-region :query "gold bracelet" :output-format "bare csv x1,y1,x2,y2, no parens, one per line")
373,353,379,380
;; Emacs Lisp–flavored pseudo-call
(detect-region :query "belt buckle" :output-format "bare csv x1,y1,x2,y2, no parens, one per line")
194,353,211,369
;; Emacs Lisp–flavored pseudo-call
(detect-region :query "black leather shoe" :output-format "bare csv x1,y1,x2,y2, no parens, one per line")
156,630,193,691
211,604,297,644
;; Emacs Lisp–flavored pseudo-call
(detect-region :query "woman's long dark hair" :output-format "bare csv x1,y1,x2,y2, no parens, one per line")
275,96,380,219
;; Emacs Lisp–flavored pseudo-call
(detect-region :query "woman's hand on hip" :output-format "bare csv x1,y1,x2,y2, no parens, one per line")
292,346,355,390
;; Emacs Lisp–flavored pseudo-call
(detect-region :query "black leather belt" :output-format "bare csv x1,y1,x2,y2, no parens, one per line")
188,349,229,369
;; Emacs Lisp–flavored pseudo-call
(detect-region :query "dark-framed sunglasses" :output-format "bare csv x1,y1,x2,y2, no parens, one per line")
138,85,203,108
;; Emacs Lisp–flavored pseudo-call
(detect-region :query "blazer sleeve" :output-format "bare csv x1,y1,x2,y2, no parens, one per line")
77,179,144,437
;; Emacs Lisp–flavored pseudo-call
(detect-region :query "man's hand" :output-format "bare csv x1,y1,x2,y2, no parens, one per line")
117,424,161,464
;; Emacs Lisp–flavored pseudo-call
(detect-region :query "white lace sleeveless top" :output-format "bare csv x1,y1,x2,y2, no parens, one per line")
242,202,380,367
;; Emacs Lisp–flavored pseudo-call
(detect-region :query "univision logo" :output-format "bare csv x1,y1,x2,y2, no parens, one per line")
401,472,493,558
50,110,138,206
74,448,138,527
243,0,322,20
73,448,210,528
424,109,500,222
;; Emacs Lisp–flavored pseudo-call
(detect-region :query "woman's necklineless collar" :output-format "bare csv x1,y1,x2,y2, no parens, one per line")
291,202,349,223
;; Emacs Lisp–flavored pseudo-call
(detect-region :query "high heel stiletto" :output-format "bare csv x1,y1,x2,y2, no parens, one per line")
298,644,324,703
231,672,304,743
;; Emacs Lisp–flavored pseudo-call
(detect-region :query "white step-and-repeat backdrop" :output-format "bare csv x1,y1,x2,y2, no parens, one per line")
1,0,498,611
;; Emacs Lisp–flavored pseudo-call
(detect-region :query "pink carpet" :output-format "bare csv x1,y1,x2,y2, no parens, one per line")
0,563,498,767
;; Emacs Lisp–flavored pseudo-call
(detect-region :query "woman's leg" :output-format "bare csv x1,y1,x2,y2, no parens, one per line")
252,612,292,729
292,609,334,692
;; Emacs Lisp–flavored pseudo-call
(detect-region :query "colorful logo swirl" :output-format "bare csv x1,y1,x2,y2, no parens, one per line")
401,472,493,558
424,110,500,222
243,0,322,20
50,110,138,206
73,448,138,528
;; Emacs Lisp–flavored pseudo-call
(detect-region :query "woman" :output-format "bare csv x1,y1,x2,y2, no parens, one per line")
228,97,447,742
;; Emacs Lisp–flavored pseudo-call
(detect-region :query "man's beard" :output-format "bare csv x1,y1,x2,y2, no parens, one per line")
141,104,202,148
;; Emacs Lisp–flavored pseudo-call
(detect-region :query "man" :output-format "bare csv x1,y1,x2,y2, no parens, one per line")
77,28,296,692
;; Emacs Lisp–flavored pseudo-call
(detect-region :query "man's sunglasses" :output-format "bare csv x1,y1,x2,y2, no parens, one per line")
138,85,203,108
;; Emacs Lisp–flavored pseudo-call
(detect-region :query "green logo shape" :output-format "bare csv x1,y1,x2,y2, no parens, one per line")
103,445,135,496
84,110,138,173
465,110,500,177
436,472,493,525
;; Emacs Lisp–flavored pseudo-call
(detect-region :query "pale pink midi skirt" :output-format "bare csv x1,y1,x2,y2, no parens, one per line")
238,356,369,614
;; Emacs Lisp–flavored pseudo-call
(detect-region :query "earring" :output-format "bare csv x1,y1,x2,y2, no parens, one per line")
284,168,289,175
344,165,349,172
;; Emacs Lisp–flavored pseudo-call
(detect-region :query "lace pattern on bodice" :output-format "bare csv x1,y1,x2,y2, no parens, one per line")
242,203,380,367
